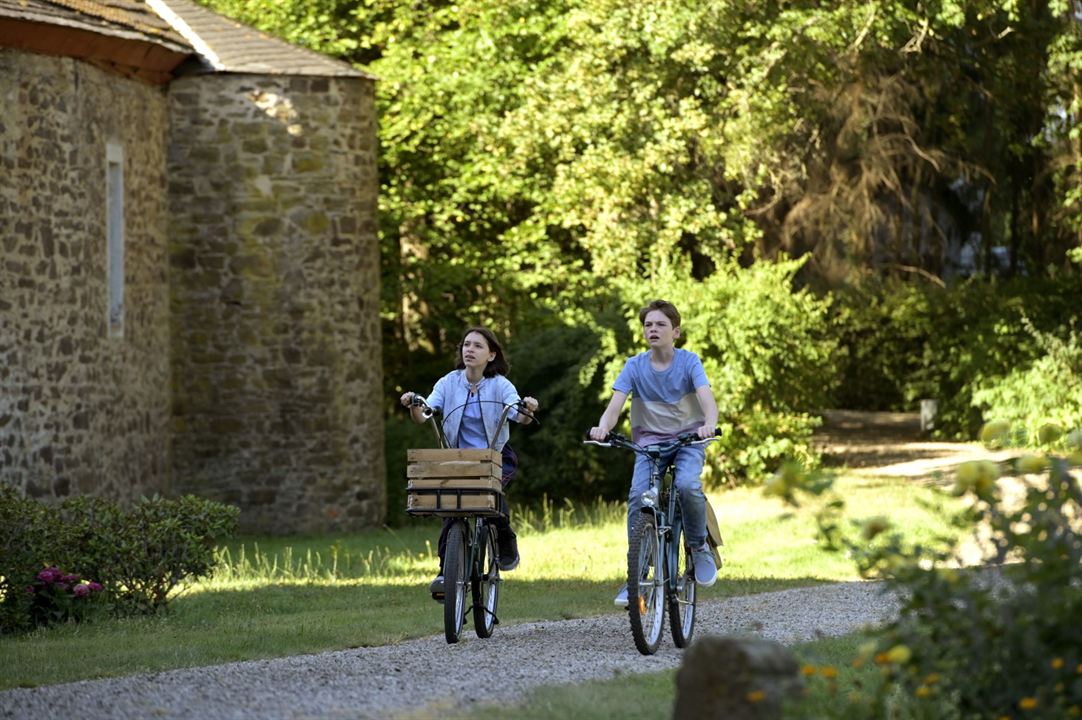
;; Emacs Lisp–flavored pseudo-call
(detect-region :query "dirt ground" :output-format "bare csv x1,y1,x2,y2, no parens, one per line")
812,409,1011,481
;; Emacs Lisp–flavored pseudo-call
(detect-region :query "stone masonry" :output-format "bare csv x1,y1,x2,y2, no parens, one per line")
0,50,173,503
167,74,384,533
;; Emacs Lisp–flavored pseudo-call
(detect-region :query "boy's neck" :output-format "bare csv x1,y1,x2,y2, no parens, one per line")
649,345,676,368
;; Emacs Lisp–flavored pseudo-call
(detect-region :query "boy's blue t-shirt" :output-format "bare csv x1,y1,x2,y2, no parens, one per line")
613,348,710,445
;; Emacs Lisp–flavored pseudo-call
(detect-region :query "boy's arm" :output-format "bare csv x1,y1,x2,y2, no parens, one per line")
589,391,628,440
695,385,719,439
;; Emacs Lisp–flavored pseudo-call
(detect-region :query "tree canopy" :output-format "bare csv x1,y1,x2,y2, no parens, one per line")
199,0,1082,499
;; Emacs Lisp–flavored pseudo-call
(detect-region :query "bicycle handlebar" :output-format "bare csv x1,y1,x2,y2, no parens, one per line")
583,428,719,454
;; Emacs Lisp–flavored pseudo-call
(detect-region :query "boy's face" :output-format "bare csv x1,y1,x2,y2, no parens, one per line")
642,310,680,349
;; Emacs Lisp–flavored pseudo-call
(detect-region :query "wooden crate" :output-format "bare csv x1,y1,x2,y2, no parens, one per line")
405,448,504,517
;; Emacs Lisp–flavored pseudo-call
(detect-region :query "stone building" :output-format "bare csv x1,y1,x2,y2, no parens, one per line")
0,0,385,533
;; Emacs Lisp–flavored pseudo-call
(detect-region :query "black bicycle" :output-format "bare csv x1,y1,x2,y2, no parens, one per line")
406,396,537,643
585,431,718,655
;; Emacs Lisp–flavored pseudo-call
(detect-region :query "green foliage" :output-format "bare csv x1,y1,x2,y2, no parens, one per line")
775,424,1082,719
972,324,1082,445
830,275,1082,439
191,0,1082,497
639,258,837,484
0,488,239,632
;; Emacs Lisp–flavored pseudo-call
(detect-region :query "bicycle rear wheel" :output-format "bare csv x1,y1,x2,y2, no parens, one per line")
627,512,664,655
471,524,500,638
443,521,468,644
668,517,696,648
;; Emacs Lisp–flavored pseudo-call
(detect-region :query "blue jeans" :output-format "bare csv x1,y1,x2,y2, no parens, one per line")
627,445,707,547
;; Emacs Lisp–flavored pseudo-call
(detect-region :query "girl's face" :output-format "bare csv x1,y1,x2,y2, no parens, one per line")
461,331,496,374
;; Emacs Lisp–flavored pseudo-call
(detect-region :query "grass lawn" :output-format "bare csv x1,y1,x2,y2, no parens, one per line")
0,474,962,690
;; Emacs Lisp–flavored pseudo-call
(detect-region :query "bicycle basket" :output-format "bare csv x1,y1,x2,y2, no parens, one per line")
405,448,504,517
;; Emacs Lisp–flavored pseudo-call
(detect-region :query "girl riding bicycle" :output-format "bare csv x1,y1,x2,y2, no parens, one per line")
400,327,538,595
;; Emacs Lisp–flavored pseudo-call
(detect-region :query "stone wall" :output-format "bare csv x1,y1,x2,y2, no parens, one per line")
0,50,173,502
167,73,384,533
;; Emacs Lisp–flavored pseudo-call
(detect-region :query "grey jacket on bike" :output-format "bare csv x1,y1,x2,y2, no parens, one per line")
424,370,523,451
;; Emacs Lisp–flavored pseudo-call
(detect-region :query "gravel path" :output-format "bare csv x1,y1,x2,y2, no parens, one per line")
0,581,899,720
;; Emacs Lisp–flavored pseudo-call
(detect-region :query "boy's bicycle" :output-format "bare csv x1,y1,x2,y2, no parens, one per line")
585,430,718,655
406,396,537,644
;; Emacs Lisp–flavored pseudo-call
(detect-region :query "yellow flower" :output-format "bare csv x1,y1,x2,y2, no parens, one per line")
1051,657,1065,670
980,419,1011,447
1067,705,1080,717
915,685,932,698
820,666,839,680
801,664,817,677
924,673,941,685
954,460,1000,497
746,690,766,703
861,516,891,541
1019,696,1039,710
1016,454,1049,475
1037,422,1063,445
886,644,912,665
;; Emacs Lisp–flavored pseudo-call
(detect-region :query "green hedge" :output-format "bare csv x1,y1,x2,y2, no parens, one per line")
0,487,238,633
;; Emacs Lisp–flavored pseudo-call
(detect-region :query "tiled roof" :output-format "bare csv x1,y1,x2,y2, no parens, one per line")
0,0,188,50
1,0,373,78
150,0,371,77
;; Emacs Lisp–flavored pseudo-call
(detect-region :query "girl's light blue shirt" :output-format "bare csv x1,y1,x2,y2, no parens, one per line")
424,370,523,450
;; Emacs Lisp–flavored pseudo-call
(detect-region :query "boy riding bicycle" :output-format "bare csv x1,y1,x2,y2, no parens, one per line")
588,300,719,606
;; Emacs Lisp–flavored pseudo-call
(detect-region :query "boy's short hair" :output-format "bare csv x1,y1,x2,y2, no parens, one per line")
638,300,681,328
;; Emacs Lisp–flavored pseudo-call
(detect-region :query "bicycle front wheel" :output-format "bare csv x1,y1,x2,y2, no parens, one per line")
443,521,468,644
471,524,500,638
668,519,696,648
627,512,664,655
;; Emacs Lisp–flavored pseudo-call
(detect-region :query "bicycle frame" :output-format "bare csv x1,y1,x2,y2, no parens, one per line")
585,431,715,654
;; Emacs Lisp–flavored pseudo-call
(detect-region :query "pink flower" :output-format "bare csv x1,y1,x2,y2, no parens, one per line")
61,574,81,585
37,567,61,584
73,584,90,598
88,582,103,593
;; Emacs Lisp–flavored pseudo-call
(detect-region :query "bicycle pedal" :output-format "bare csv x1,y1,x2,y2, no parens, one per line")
431,592,445,604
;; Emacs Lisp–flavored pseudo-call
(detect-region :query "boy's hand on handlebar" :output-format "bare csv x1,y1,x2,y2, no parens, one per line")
696,424,718,440
588,426,610,441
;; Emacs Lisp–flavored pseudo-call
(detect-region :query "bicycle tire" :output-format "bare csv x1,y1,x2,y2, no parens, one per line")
668,515,696,648
443,521,468,644
471,524,500,638
627,512,664,655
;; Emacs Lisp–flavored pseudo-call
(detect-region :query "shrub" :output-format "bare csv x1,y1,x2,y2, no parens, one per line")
63,494,240,614
971,323,1082,446
829,275,1082,439
647,257,837,485
774,422,1082,719
0,489,239,632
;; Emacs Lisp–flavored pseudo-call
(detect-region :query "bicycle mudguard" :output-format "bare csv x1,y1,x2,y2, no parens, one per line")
704,497,724,567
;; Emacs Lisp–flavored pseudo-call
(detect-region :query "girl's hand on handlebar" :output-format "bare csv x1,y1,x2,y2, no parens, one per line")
399,391,424,408
519,396,539,413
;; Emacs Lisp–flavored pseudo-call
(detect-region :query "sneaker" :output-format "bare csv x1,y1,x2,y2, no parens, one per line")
691,545,717,587
613,584,629,607
497,529,520,571
429,574,445,595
